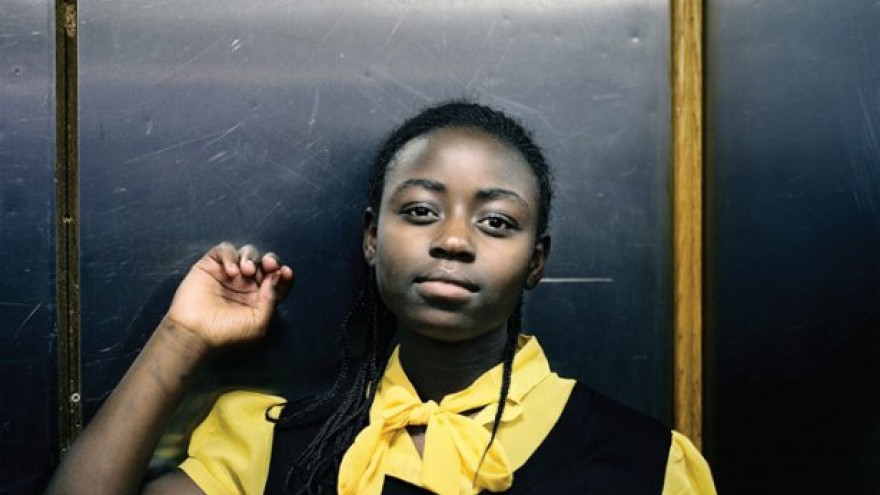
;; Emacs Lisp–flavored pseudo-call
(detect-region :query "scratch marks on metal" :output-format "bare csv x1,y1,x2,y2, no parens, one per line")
106,102,150,124
10,116,53,123
123,133,215,164
249,201,282,234
474,92,559,132
121,296,151,337
208,151,229,164
381,12,407,50
107,197,146,214
368,67,432,102
148,37,222,87
308,86,320,132
464,65,485,92
282,168,323,191
321,16,344,43
857,89,879,162
141,0,186,10
850,89,880,217
491,38,514,74
463,19,502,92
122,119,252,165
297,210,322,228
484,18,499,43
205,119,246,147
13,301,42,337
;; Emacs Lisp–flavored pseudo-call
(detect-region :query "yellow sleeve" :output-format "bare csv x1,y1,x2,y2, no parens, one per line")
178,390,285,495
661,431,718,495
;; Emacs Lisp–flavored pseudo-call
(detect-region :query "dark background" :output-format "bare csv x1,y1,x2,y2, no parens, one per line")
0,1,59,493
1,1,878,494
4,1,672,492
705,1,880,494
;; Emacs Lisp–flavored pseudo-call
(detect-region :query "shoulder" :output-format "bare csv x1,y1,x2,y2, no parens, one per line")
660,431,717,495
208,389,286,419
559,382,671,467
557,385,718,495
566,382,670,447
184,390,285,446
556,386,718,495
507,382,670,494
179,390,285,495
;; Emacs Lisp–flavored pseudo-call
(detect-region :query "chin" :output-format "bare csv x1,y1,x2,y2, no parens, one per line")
405,318,503,345
417,329,478,343
399,314,475,342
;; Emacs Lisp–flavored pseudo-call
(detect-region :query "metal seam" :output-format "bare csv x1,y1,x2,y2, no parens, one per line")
54,0,80,454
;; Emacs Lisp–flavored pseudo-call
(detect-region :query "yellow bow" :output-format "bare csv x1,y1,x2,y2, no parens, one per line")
337,350,518,495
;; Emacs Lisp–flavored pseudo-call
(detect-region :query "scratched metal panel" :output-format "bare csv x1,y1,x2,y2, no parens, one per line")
78,0,671,452
0,0,58,492
706,1,880,493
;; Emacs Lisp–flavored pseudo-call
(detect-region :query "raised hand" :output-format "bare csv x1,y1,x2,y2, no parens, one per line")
46,241,295,495
166,242,294,349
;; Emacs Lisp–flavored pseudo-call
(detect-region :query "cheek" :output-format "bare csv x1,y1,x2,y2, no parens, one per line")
490,248,535,293
374,227,411,284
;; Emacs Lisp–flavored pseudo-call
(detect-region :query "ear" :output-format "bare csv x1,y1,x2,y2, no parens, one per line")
363,207,378,267
525,234,551,290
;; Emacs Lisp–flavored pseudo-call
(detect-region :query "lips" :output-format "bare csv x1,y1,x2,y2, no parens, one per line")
413,269,479,303
414,269,479,292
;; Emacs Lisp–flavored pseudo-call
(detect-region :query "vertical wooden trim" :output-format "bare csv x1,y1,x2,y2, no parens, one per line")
55,0,81,454
672,0,703,448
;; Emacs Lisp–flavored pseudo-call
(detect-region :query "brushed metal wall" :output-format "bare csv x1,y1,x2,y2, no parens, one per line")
706,1,880,493
0,0,58,492
8,1,880,492
1,1,674,488
77,1,674,439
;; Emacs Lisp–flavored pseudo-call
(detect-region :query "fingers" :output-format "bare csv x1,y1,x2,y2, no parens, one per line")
258,264,295,305
260,252,281,271
257,252,294,302
205,242,261,277
274,264,294,301
237,244,260,277
205,242,240,277
205,243,293,291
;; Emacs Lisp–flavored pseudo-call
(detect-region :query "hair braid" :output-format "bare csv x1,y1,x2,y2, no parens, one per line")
277,271,393,495
473,297,522,486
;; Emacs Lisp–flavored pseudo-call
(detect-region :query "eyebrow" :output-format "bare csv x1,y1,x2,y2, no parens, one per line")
475,188,530,210
391,178,446,197
391,179,529,210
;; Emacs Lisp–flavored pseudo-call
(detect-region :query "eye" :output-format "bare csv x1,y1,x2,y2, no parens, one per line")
478,214,519,235
400,204,439,224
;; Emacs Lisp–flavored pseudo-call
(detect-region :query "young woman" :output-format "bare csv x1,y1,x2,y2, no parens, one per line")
46,102,715,495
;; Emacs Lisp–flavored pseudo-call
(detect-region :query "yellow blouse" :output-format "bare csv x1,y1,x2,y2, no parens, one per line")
180,337,716,495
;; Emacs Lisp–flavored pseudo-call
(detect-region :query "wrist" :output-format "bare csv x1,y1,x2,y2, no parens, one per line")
156,316,213,364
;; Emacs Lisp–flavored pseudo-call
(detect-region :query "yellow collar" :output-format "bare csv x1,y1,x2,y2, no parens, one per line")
338,335,574,495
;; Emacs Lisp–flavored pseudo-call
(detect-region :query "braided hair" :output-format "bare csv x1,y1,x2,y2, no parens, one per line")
275,101,553,494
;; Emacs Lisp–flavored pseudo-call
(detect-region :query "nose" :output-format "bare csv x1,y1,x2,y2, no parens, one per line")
429,213,475,262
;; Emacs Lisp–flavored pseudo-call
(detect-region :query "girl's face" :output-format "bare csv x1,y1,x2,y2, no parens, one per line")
364,127,550,342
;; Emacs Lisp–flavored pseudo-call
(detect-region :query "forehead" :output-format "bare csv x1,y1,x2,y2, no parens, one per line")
383,127,539,202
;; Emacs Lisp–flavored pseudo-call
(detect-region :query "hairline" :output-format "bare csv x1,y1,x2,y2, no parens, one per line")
380,124,539,210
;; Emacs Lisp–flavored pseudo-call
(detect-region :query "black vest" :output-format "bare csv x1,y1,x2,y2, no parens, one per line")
263,382,671,494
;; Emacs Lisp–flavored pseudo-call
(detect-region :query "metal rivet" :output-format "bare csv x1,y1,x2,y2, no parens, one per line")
70,392,80,403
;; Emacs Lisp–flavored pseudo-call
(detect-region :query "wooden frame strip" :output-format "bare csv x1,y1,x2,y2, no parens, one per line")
672,0,704,448
55,0,81,453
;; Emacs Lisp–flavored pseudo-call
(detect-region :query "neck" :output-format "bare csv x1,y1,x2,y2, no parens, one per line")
397,326,509,403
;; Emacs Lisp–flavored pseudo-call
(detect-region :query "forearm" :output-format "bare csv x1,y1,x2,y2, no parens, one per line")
46,317,210,495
